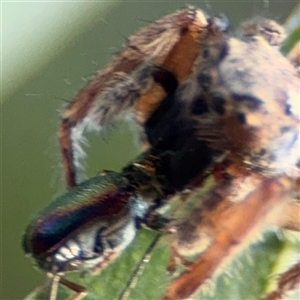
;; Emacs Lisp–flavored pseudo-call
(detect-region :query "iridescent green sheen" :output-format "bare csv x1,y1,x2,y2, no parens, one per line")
23,172,131,256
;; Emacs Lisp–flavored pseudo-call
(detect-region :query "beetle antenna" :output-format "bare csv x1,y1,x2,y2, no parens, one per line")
119,233,161,300
48,274,60,300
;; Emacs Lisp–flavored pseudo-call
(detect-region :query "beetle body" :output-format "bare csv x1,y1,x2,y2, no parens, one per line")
23,150,174,278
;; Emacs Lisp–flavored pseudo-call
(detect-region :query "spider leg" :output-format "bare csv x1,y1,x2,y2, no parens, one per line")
58,8,209,188
163,175,293,300
272,170,299,231
59,62,157,188
263,176,300,300
274,199,300,232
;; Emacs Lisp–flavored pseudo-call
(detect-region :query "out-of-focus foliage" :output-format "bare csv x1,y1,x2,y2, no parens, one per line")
2,1,116,101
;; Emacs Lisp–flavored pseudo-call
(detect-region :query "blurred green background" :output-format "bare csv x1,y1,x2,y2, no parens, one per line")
2,0,299,299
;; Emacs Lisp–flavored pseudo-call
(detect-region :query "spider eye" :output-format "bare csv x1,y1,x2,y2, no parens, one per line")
191,95,209,115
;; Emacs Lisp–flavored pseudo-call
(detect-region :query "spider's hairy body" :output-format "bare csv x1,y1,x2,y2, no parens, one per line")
180,26,299,175
23,6,299,300
162,19,299,300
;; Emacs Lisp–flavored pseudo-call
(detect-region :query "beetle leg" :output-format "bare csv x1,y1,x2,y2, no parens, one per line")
58,8,210,188
118,233,162,300
59,277,87,300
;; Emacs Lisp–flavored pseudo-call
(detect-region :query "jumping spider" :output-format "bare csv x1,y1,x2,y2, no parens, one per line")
23,7,299,300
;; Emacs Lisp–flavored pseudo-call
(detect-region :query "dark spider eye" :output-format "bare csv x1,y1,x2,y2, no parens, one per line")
191,95,209,115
